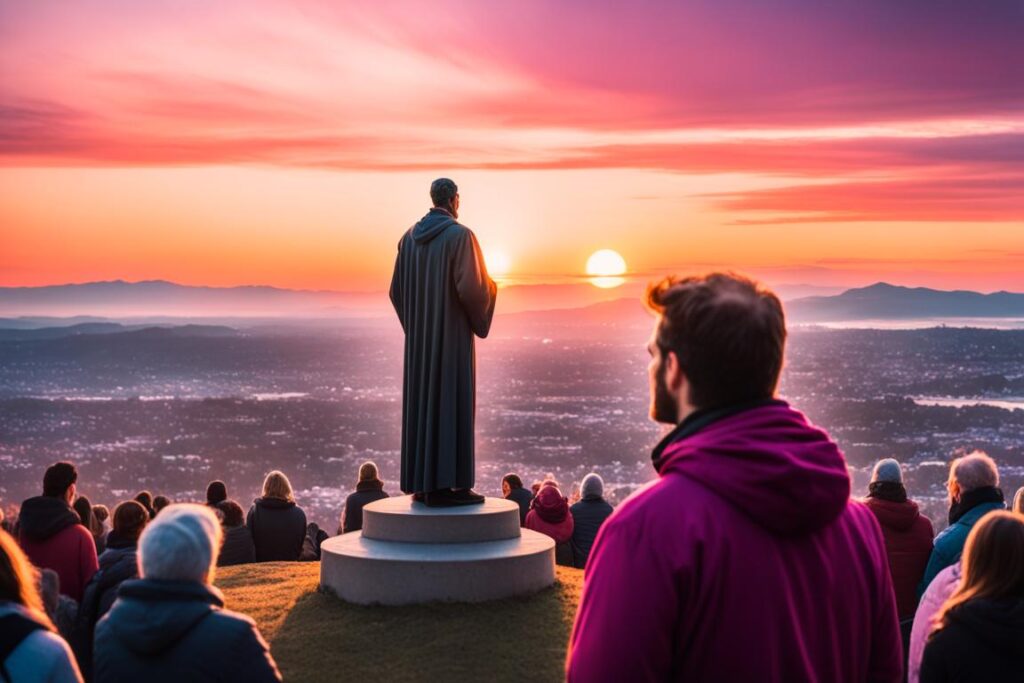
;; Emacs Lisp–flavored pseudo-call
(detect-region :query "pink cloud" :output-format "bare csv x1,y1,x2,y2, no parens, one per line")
714,175,1024,224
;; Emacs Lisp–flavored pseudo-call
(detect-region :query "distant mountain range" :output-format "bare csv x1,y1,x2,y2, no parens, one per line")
786,283,1024,322
0,322,237,342
0,279,837,319
1,280,1022,326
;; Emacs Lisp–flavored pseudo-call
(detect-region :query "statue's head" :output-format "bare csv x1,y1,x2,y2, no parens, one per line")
644,272,786,425
430,177,459,218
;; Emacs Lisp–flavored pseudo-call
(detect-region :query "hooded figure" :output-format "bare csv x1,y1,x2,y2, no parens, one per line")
18,496,98,603
389,179,497,504
525,484,575,566
567,402,902,682
863,458,934,619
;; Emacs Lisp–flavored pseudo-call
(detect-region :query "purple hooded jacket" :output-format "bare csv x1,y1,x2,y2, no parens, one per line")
567,401,902,682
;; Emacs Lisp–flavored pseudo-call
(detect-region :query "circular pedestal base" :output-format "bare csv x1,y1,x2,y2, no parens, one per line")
320,496,555,605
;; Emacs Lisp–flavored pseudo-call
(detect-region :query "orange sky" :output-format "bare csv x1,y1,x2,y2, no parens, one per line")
2,1,1023,293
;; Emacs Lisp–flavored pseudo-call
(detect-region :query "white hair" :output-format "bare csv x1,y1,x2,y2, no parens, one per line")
138,503,222,583
951,451,1000,493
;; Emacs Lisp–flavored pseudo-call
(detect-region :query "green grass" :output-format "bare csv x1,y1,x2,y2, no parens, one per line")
215,562,583,682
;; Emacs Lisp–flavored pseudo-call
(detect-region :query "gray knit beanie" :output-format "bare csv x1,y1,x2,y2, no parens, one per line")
580,473,604,500
871,458,903,484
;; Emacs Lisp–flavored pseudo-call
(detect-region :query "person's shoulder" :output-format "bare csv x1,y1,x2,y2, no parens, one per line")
603,475,705,531
445,221,475,242
22,627,75,658
56,522,96,547
913,512,936,536
934,521,966,549
207,606,259,632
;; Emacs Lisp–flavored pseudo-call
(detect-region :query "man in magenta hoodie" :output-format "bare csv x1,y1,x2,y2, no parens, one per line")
567,273,902,682
18,461,99,602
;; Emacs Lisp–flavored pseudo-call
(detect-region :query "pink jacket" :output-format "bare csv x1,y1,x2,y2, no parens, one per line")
908,563,960,683
566,402,902,682
525,485,574,543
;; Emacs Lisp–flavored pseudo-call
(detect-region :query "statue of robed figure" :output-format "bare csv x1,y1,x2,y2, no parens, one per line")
389,178,497,507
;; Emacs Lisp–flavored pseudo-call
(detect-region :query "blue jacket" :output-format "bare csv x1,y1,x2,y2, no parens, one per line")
94,579,280,683
918,501,1004,596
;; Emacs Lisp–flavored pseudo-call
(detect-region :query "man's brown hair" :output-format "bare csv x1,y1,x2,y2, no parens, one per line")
645,272,786,409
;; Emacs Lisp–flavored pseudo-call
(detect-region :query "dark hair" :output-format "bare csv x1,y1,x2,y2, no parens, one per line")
43,462,77,498
93,505,109,523
112,500,148,541
502,474,524,489
206,480,227,506
73,496,94,528
152,495,170,513
216,499,245,528
430,178,458,208
645,272,786,409
134,491,154,518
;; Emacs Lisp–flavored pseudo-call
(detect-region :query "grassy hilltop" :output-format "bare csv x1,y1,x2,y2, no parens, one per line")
216,562,583,682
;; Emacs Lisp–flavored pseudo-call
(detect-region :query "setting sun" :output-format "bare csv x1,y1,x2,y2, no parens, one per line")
485,247,511,280
586,249,627,289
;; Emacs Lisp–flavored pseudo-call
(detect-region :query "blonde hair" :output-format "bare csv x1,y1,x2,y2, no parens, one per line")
1013,486,1024,515
358,461,379,483
932,511,1024,634
0,529,55,631
262,470,294,503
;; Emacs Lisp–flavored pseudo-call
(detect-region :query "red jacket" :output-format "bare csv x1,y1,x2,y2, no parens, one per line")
863,496,934,618
18,496,99,602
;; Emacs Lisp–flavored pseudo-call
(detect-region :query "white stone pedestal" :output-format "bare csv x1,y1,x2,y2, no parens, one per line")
320,496,555,605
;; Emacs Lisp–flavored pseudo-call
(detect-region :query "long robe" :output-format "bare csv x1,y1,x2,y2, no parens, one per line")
389,207,497,493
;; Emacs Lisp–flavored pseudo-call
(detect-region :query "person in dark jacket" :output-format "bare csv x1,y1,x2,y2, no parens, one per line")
18,462,99,603
206,481,227,508
216,500,255,566
920,511,1024,682
569,473,614,569
246,471,306,562
918,452,1004,596
525,482,575,566
863,459,934,620
93,504,281,682
502,473,534,526
339,462,389,534
73,500,148,680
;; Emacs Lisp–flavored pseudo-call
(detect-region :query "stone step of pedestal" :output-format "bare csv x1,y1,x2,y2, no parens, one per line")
319,528,555,605
361,495,522,543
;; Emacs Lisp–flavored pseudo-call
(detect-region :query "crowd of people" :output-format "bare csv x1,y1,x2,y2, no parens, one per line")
2,272,1024,682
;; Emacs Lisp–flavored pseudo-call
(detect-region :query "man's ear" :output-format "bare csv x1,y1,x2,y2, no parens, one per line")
664,350,684,391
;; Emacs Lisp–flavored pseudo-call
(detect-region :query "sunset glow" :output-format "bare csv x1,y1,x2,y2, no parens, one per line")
2,1,1023,293
586,250,628,289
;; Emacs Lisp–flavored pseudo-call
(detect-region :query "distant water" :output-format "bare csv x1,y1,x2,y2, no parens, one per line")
27,392,311,401
913,396,1024,411
802,318,1024,330
251,392,309,400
